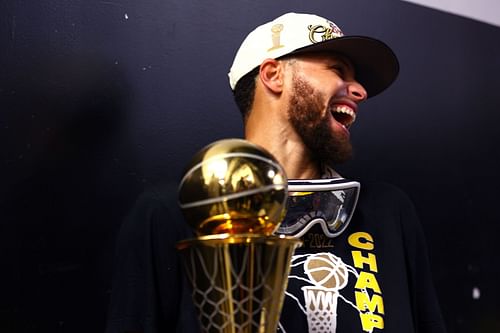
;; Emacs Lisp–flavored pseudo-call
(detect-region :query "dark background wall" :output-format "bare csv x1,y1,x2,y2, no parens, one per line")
1,0,499,332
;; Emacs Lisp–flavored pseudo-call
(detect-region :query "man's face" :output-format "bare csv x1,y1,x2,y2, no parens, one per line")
286,53,367,166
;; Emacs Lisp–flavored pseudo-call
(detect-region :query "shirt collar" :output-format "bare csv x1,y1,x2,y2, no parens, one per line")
321,164,341,179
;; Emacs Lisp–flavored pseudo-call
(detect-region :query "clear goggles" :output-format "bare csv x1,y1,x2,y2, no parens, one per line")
276,178,360,238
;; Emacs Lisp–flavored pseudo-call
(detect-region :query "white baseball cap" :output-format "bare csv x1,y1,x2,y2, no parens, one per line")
228,12,399,98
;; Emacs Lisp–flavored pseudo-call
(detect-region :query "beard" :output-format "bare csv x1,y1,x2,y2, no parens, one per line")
288,75,353,166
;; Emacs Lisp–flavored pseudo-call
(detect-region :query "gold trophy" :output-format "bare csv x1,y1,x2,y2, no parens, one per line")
177,138,301,332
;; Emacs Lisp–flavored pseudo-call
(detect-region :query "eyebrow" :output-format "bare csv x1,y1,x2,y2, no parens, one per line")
334,56,353,70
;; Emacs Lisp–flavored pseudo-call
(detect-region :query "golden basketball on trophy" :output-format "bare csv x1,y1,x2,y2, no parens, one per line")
178,138,288,236
177,138,301,333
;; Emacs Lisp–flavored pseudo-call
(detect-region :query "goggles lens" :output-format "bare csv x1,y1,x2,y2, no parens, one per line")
276,178,360,238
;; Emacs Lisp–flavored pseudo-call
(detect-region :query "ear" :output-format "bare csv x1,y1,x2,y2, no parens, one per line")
258,58,284,94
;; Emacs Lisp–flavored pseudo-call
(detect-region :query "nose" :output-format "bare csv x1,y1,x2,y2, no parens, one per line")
347,80,367,102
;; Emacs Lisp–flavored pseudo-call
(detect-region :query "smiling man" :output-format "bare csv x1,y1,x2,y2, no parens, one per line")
106,12,446,333
228,12,447,333
229,12,398,180
243,52,364,177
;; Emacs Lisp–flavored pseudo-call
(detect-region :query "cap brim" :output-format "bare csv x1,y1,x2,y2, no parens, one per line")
290,36,399,98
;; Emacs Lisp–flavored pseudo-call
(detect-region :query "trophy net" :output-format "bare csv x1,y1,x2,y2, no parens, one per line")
179,236,299,333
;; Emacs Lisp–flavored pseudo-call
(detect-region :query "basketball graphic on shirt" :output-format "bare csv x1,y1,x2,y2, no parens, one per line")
304,252,349,290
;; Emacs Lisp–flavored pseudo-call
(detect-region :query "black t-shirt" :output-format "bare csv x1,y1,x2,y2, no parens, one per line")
105,182,446,333
278,182,445,333
105,183,199,333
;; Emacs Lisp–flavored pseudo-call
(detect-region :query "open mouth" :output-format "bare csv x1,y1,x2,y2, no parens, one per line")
331,105,356,128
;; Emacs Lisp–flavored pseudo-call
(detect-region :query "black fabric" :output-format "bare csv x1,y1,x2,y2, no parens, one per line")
105,181,445,333
105,183,200,333
277,182,446,333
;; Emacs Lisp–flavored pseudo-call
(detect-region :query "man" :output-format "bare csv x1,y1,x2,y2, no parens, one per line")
106,12,446,333
227,12,446,333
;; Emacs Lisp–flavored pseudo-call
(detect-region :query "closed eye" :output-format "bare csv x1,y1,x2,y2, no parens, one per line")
329,65,346,79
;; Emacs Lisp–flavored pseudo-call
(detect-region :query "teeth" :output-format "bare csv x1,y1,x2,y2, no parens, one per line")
332,105,355,118
331,105,356,126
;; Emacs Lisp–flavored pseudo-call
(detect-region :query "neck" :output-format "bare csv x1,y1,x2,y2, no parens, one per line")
245,102,321,180
248,133,321,179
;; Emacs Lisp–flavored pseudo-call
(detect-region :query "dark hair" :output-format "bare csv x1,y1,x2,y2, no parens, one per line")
232,66,260,121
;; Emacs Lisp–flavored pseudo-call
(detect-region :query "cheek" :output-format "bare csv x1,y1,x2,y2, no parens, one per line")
314,76,344,99
290,75,330,122
315,71,346,95
330,80,348,98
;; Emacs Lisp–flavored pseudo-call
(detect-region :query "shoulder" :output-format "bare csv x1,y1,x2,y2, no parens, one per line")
357,181,416,214
352,180,424,244
359,180,410,200
117,181,194,244
132,181,181,212
128,181,185,223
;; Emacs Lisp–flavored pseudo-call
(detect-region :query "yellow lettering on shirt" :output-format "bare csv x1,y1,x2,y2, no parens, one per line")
355,291,385,314
352,251,378,273
348,232,374,250
354,271,381,294
349,231,384,331
359,312,384,331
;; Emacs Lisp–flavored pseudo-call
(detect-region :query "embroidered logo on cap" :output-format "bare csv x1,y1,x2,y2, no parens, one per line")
308,21,344,43
268,24,284,51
